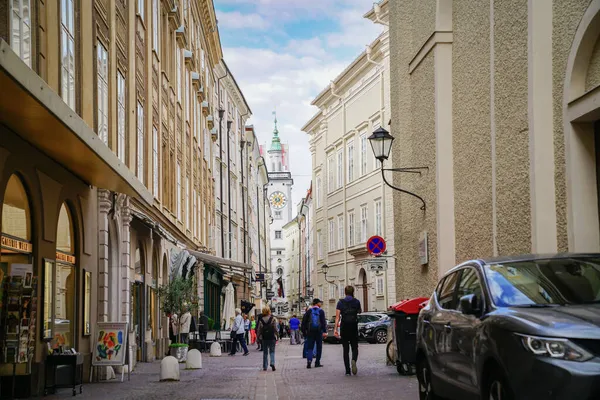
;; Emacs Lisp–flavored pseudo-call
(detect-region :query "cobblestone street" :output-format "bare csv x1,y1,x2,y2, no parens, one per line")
45,340,418,400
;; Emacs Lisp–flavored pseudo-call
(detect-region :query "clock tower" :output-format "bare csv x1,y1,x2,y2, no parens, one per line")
266,112,293,311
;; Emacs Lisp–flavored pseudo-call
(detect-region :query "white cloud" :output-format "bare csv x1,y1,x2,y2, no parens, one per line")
217,11,270,30
219,0,383,206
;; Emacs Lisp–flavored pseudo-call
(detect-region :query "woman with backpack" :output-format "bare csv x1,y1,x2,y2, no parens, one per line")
257,306,278,371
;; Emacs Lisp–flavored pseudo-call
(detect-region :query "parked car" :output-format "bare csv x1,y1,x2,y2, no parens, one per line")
325,312,388,343
416,253,600,400
359,314,391,343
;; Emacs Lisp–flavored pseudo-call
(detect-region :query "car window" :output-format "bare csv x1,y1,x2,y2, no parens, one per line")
438,272,459,310
456,267,484,312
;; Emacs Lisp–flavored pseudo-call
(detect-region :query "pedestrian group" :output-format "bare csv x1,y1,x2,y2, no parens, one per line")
228,285,362,376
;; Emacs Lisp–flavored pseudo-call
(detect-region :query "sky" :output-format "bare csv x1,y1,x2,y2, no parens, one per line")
214,0,383,208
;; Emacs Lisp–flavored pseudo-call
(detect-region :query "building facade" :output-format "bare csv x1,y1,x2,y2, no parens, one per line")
302,7,394,317
388,0,600,299
0,0,256,395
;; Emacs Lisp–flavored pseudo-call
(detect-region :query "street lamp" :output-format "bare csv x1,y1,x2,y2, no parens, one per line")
368,126,428,211
321,264,337,286
297,199,309,314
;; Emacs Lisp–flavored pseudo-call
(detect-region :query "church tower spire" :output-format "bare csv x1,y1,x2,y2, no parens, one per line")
269,110,282,152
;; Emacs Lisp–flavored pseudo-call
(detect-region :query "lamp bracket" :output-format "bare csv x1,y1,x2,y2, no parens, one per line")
380,164,427,211
382,166,429,175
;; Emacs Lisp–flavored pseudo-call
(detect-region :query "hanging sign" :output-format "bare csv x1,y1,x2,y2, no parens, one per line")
366,236,387,256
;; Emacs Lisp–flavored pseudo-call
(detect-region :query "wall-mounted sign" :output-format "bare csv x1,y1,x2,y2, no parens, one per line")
56,251,76,264
419,231,428,265
1,235,32,253
255,273,265,282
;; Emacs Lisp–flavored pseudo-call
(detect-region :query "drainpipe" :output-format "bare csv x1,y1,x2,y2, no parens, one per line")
217,67,229,258
227,120,232,259
372,2,389,26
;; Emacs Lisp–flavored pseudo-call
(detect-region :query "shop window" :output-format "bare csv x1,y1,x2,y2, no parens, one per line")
1,174,34,365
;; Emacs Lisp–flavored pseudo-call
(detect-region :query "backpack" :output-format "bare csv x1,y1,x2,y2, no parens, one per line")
340,299,359,325
261,316,275,340
310,307,322,331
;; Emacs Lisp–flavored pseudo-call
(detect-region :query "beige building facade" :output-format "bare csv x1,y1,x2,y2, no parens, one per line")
388,0,600,300
302,5,395,317
0,0,254,395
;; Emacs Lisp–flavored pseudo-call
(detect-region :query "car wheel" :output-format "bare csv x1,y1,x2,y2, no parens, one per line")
375,329,387,344
416,357,439,400
485,369,514,400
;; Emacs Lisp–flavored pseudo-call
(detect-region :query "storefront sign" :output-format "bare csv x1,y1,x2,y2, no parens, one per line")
56,252,76,265
1,235,32,253
419,231,428,265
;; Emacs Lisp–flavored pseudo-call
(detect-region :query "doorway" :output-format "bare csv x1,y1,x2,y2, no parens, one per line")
359,268,368,312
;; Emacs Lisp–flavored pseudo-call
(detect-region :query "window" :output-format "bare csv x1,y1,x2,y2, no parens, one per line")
317,231,323,259
456,268,484,313
186,176,190,228
327,155,335,193
339,282,345,298
60,0,76,110
137,0,145,20
152,0,159,54
328,219,335,252
347,141,354,183
337,215,344,251
276,250,282,255
377,277,384,296
96,42,109,144
438,273,459,310
348,212,355,246
153,127,159,198
360,205,368,243
176,47,181,103
117,72,126,162
185,71,190,120
176,162,181,219
204,127,210,161
9,0,31,67
275,230,282,239
193,189,197,237
136,102,145,181
360,133,367,176
329,284,336,299
200,48,205,71
316,176,322,208
375,200,382,236
319,286,324,301
337,149,343,189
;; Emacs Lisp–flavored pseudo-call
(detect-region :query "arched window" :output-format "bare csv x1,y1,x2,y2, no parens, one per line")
56,204,74,254
2,174,31,241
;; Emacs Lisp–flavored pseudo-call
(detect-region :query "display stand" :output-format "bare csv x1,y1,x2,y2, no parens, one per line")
91,322,130,384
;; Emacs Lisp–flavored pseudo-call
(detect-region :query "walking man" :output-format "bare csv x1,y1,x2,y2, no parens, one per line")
335,286,362,376
302,298,327,369
289,315,301,345
229,308,250,356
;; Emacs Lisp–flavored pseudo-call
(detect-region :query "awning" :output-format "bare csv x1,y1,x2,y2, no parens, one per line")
0,41,152,205
188,249,253,279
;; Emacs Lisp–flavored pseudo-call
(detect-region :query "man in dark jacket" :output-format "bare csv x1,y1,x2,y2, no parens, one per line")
301,299,327,369
335,286,362,376
198,311,209,342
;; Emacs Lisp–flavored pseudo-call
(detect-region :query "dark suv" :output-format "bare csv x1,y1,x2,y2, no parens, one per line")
416,254,600,400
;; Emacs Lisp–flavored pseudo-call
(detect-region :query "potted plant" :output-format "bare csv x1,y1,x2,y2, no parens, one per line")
158,276,199,363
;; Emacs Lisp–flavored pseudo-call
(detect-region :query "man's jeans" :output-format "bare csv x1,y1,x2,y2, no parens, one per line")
262,339,276,369
230,333,249,355
341,327,359,373
290,329,301,345
305,333,323,364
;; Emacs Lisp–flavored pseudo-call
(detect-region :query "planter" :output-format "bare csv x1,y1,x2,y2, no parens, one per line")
169,345,189,363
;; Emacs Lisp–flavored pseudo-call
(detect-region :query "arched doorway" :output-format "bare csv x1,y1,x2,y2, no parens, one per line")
132,241,145,361
564,1,600,251
54,203,76,349
1,174,34,364
358,268,368,312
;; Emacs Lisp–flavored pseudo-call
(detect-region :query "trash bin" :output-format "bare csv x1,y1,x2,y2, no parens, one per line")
387,297,429,375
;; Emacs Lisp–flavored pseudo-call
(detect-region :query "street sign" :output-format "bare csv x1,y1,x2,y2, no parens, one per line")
255,273,265,282
266,290,275,300
367,235,387,255
368,258,388,272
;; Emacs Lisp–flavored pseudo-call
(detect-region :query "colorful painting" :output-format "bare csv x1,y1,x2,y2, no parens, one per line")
92,322,128,366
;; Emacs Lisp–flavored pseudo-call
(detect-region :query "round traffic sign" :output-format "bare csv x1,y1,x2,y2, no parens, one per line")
366,235,387,255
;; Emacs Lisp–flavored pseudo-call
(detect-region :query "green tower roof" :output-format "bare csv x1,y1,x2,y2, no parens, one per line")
269,111,282,152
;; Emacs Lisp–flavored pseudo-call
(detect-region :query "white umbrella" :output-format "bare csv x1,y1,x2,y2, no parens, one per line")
221,282,236,331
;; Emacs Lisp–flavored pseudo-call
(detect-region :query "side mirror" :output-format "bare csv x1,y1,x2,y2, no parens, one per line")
459,294,481,316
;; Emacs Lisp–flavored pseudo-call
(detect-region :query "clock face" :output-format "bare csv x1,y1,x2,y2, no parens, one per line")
269,191,287,209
